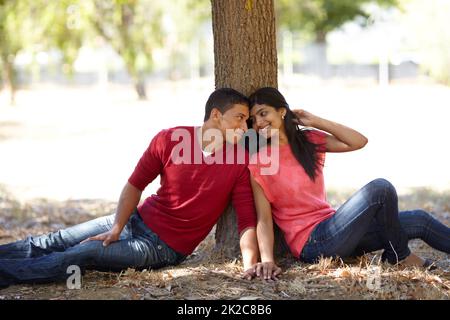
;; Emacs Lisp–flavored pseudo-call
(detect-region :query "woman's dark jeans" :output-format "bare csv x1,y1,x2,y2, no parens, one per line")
300,179,450,264
0,209,185,287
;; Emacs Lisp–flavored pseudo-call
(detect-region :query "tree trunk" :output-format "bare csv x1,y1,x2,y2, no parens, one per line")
134,78,147,100
212,0,278,96
211,0,279,258
314,31,329,78
2,57,17,105
129,68,147,100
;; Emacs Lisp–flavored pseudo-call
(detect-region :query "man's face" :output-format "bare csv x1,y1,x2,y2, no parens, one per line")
216,103,249,144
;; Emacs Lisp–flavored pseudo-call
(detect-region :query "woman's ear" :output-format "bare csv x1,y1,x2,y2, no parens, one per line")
279,107,287,119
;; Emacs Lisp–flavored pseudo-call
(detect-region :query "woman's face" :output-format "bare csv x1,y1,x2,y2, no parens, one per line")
249,104,286,139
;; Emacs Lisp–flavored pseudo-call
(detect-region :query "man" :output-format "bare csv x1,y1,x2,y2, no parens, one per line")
0,88,259,289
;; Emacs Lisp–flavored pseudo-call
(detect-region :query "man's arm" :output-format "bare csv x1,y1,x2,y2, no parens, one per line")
240,227,259,280
82,182,142,246
83,130,167,246
111,182,143,235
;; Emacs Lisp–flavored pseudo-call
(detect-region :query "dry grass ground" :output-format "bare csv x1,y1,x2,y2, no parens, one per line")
1,81,449,299
0,186,448,300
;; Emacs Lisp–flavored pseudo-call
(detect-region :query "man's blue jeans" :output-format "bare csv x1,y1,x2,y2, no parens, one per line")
300,179,450,264
0,209,185,287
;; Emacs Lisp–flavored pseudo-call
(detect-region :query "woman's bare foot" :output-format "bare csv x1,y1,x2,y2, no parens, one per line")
400,253,425,268
398,253,437,270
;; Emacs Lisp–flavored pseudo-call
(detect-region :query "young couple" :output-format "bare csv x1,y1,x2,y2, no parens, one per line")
0,88,448,288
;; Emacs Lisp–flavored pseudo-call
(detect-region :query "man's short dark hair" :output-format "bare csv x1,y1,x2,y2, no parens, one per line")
204,88,249,121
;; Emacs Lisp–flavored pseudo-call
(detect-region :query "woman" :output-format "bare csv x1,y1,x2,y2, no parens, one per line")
245,87,450,280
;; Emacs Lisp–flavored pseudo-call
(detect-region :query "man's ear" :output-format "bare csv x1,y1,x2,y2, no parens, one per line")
210,108,222,121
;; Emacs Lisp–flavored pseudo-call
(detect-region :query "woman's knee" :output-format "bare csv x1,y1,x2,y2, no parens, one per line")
366,178,397,199
368,178,395,191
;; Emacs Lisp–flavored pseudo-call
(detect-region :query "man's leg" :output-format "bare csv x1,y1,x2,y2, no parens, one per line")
0,214,120,259
0,212,184,288
0,239,151,287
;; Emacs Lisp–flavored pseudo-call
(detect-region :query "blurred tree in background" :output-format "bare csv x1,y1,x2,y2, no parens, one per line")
161,0,210,80
0,0,33,104
275,0,400,76
86,0,164,100
276,0,400,43
1,0,88,103
0,0,206,101
400,0,450,85
40,1,88,77
1,0,450,103
86,0,210,98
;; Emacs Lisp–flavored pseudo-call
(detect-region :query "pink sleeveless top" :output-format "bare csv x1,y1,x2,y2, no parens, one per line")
248,130,336,257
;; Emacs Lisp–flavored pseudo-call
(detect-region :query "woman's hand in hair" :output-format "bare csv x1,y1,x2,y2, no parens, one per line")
292,109,318,127
293,110,369,152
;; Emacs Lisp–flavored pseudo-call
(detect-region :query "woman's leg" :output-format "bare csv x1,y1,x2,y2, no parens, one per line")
0,213,126,259
301,178,410,264
351,210,450,257
398,210,449,252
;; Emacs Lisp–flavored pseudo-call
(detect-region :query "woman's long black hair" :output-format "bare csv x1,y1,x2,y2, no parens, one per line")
248,87,324,181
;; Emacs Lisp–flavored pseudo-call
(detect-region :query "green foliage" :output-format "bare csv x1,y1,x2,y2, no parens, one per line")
38,1,88,75
0,0,210,90
0,0,33,59
0,0,86,81
0,0,37,94
159,0,211,78
170,0,211,42
276,0,400,41
87,0,165,76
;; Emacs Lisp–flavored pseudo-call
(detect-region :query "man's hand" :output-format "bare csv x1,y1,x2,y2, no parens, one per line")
255,262,282,281
81,230,121,247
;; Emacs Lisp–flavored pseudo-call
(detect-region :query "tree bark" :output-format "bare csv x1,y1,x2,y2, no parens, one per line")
314,31,329,78
211,0,279,258
2,56,17,105
127,65,147,100
212,0,278,96
134,77,147,100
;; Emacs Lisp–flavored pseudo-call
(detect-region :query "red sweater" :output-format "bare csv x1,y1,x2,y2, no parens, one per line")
128,126,256,255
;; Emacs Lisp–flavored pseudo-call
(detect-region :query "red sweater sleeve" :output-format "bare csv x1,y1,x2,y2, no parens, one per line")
128,130,167,191
232,166,257,234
